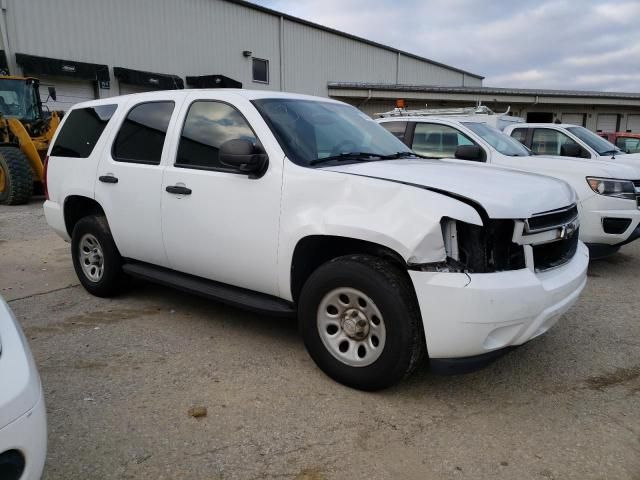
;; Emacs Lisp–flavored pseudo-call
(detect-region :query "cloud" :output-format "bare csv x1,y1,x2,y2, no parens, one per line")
252,0,640,92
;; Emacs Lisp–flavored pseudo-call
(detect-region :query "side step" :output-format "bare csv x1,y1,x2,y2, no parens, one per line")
122,262,295,317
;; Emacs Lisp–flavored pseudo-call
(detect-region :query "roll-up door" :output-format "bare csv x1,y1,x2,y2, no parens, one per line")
15,53,109,111
118,82,156,96
38,76,96,111
596,114,619,132
561,113,585,126
626,115,640,133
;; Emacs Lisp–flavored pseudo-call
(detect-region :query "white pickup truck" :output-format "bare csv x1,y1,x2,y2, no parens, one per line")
378,111,640,258
44,90,587,390
503,122,640,164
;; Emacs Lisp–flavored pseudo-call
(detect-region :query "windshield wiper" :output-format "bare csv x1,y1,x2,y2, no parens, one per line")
310,152,389,166
377,151,418,159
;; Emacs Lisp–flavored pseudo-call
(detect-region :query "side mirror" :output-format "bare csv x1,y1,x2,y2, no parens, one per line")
560,143,581,157
219,139,268,178
47,86,57,102
454,145,483,161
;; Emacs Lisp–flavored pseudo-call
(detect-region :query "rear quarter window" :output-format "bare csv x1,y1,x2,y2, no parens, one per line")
50,104,118,158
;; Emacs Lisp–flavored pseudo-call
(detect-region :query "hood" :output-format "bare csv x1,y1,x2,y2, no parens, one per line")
524,155,640,179
323,159,576,219
594,153,640,174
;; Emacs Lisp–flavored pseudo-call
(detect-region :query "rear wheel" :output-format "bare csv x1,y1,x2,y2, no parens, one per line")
299,255,425,390
71,215,127,297
0,147,33,205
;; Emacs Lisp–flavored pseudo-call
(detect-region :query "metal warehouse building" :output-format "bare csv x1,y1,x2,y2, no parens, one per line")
0,0,638,132
0,0,481,109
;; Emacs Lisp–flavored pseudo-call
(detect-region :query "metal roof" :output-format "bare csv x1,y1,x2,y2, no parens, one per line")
225,0,484,80
327,82,640,100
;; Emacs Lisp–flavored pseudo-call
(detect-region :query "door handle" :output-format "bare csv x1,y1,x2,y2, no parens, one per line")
166,185,192,195
99,175,118,184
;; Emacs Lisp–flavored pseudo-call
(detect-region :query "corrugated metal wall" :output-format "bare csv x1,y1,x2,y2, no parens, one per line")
283,19,398,96
3,0,478,98
398,55,467,86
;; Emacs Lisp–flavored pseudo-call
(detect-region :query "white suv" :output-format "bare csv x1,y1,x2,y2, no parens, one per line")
379,114,640,258
44,90,588,390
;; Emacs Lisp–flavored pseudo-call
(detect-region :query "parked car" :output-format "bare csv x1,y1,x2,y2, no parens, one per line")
378,111,640,258
44,90,588,390
0,296,47,480
597,132,640,154
503,123,640,165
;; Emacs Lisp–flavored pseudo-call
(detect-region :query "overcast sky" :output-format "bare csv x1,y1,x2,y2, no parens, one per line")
252,0,640,92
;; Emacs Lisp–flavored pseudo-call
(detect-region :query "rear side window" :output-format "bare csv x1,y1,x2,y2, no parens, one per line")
113,101,174,165
380,121,408,142
510,128,527,145
50,104,117,158
176,101,257,171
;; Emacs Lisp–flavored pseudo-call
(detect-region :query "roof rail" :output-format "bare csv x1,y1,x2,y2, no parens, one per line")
376,105,511,118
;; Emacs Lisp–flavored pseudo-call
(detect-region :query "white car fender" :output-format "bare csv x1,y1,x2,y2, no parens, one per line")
277,163,482,300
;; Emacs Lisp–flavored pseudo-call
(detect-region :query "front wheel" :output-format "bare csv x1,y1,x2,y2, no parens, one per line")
298,255,425,390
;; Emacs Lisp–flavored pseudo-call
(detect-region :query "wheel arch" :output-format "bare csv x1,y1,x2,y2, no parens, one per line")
63,195,106,237
289,235,411,303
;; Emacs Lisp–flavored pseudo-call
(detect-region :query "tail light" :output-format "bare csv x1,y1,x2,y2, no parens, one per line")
43,155,49,200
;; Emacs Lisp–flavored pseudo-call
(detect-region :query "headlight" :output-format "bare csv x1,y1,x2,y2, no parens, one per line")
586,177,636,200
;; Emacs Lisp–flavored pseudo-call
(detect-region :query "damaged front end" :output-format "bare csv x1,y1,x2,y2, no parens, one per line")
409,204,580,274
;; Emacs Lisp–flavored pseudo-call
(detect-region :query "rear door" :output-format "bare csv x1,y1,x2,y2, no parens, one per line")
46,103,118,206
94,98,180,267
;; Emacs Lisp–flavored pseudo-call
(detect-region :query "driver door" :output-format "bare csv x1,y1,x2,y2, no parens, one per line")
160,93,283,296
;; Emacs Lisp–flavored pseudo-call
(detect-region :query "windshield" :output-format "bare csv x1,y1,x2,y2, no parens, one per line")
567,126,623,155
462,122,531,156
0,79,39,122
252,98,413,166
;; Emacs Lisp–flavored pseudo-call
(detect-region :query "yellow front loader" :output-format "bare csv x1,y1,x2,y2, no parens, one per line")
0,76,60,205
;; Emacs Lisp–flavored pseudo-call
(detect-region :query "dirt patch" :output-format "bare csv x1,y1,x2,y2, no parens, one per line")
586,366,640,391
24,306,163,337
294,468,325,480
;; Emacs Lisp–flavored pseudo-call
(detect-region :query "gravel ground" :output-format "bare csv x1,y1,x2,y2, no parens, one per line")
1,199,639,480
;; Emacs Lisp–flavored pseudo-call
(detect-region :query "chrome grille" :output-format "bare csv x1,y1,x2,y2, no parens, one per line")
525,204,579,233
524,204,580,271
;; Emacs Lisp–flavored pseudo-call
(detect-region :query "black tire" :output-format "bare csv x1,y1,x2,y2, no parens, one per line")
0,147,34,205
71,215,127,297
299,254,425,391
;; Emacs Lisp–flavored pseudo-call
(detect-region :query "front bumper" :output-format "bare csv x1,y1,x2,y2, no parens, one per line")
0,390,46,480
409,242,589,359
579,195,640,246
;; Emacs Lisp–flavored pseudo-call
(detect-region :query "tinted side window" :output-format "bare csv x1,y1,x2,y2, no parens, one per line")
113,101,174,165
50,105,117,158
531,128,580,156
176,101,257,170
380,121,408,142
510,128,527,145
412,123,474,158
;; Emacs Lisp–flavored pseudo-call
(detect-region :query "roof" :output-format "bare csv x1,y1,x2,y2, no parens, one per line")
224,0,483,80
68,88,344,109
328,82,640,100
